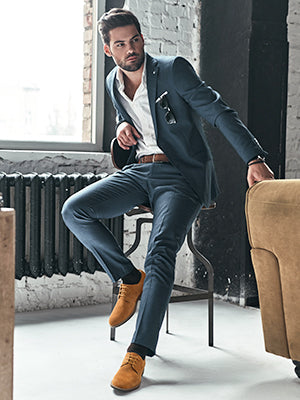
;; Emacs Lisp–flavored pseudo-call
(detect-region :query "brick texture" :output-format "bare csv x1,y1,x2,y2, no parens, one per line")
83,0,93,143
124,0,201,72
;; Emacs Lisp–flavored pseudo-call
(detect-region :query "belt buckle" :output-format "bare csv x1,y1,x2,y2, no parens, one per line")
152,154,156,163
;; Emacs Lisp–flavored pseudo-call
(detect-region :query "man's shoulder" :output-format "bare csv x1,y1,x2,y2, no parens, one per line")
147,54,193,74
105,66,118,89
147,53,186,66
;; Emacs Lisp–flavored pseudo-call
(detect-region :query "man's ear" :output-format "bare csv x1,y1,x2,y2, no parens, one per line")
104,44,112,57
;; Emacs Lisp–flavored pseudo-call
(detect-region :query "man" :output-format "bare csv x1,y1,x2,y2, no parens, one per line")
62,8,274,392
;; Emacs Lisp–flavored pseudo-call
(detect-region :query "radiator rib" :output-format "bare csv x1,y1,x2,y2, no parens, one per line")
42,173,56,277
30,173,41,278
58,173,70,276
15,173,26,279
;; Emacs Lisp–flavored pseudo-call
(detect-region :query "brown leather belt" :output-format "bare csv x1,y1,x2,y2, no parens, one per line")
138,154,170,164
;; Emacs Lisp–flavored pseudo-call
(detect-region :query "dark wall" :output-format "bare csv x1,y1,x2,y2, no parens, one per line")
196,0,288,305
249,0,289,178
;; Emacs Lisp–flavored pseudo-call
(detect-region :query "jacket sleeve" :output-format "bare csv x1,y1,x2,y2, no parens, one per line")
105,73,133,133
115,109,126,130
171,57,267,163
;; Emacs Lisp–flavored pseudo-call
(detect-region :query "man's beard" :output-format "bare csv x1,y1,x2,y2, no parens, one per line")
118,51,144,72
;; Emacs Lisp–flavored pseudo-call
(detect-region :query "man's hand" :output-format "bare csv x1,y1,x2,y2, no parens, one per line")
116,122,141,150
247,161,274,187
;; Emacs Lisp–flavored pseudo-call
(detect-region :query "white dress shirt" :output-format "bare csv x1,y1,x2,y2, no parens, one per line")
115,61,163,159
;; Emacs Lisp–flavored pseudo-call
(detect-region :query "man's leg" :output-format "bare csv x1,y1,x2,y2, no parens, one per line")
62,169,150,328
111,164,202,391
61,169,148,282
131,188,201,355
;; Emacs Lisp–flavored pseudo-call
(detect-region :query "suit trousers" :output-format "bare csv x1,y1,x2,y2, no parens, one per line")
61,162,202,356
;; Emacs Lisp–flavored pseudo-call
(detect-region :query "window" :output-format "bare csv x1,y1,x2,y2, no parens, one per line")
0,0,105,151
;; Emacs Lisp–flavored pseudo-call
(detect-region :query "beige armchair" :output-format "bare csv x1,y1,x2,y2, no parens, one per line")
245,179,300,378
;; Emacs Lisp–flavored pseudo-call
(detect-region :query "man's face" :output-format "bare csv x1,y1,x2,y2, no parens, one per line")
104,24,145,72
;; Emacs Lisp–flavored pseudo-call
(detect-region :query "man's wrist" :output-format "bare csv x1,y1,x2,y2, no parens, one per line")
247,155,266,167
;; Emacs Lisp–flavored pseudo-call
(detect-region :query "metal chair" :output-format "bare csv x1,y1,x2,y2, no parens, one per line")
110,204,215,347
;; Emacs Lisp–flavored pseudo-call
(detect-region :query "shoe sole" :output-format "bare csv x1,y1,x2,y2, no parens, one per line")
110,382,141,392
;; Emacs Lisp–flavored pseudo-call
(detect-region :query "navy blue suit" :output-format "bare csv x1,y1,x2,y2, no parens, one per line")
62,54,267,356
106,53,267,206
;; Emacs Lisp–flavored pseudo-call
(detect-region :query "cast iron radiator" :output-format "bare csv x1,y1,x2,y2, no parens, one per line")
0,172,123,279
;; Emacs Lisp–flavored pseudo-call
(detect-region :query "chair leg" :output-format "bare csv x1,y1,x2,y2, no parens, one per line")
110,281,119,341
166,303,169,334
187,226,214,347
208,294,214,346
108,214,152,342
110,326,116,341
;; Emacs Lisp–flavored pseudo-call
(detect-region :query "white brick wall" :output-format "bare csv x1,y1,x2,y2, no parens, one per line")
82,0,93,142
286,0,300,178
124,0,201,72
15,272,112,312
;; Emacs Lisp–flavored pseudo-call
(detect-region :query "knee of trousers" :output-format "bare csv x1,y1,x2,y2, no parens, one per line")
61,196,75,227
61,194,90,227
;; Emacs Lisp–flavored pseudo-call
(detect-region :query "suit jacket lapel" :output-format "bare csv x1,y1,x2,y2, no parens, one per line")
107,67,133,123
146,54,159,137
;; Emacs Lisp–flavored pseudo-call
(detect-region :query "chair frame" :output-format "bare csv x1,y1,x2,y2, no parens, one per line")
110,206,214,347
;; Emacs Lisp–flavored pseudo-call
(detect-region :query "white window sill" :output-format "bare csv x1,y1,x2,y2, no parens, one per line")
0,149,110,163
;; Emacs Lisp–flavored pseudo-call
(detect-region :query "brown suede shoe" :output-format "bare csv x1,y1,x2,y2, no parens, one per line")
109,270,146,328
111,352,145,391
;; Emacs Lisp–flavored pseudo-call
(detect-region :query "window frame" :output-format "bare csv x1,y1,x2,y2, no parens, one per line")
0,0,105,153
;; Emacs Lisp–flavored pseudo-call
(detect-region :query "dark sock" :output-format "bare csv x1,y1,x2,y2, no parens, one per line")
127,343,149,360
122,268,141,284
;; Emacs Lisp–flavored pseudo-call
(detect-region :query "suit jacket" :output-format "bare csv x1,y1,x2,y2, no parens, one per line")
106,53,267,206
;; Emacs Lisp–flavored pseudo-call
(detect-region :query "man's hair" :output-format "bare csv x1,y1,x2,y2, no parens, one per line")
98,8,141,46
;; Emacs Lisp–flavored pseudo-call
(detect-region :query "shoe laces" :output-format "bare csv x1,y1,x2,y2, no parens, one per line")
123,353,141,371
118,284,128,299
